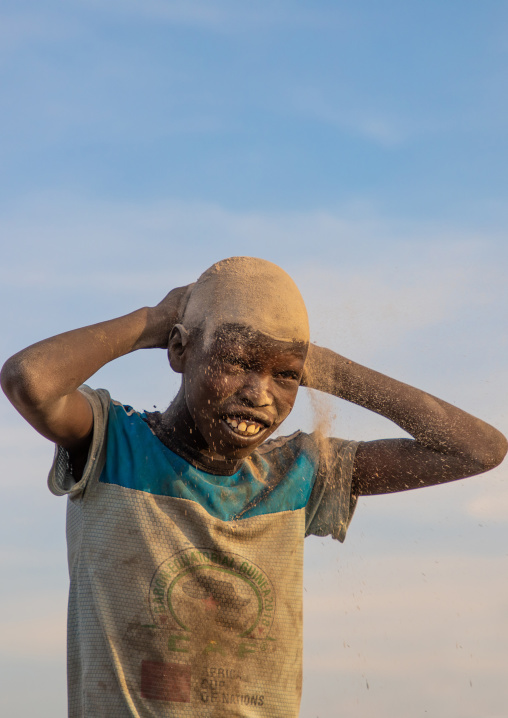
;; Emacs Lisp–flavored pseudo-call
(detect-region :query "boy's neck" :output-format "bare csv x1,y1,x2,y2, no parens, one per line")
144,394,246,476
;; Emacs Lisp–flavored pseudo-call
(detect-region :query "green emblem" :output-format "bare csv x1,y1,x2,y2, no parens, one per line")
149,548,275,641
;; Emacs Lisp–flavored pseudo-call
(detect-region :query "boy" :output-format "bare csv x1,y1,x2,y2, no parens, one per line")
1,256,506,718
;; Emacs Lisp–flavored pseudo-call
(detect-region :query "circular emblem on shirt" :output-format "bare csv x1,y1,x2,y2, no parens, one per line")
149,548,275,639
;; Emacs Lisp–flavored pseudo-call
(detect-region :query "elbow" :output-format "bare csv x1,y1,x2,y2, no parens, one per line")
0,355,21,402
1,353,45,411
471,427,508,473
487,431,508,469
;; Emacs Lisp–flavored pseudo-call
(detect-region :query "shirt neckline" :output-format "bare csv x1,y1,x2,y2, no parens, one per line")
142,411,244,477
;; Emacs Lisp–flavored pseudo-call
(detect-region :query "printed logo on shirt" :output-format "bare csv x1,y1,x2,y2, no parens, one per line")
148,547,276,657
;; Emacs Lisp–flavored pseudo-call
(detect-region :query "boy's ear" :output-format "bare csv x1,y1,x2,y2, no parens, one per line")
167,324,190,374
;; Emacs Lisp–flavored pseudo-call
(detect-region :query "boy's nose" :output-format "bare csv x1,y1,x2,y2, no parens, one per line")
239,373,273,408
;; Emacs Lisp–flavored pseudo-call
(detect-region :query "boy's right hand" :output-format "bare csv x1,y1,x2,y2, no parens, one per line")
140,284,195,350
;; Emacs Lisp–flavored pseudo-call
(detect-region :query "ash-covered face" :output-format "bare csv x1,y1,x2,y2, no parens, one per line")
177,324,307,462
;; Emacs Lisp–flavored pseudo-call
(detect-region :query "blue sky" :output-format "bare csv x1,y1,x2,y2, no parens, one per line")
1,2,508,717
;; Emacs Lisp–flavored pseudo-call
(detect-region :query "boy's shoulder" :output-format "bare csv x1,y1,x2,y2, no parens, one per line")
256,430,303,453
257,429,354,464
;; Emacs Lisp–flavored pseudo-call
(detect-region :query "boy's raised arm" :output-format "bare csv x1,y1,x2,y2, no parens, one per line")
0,286,191,475
302,343,507,495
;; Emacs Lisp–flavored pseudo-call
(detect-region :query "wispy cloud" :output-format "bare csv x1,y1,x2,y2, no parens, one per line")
297,261,472,351
0,9,78,54
289,84,407,146
77,0,345,32
1,194,501,356
0,193,498,280
287,81,453,146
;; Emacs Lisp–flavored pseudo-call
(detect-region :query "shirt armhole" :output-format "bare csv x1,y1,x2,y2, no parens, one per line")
305,438,359,543
47,386,110,498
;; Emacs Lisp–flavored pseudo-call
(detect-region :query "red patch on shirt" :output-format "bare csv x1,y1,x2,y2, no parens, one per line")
141,660,191,702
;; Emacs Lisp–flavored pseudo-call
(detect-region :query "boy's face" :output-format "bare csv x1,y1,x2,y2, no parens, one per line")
181,325,307,462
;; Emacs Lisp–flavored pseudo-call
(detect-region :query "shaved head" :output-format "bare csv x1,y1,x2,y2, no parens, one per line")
181,257,309,346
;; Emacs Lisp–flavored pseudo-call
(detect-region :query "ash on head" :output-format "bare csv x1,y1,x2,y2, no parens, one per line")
179,256,310,348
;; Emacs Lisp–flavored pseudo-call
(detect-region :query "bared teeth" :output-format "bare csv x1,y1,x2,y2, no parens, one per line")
225,416,263,436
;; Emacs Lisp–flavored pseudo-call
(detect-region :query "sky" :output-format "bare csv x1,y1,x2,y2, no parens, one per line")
1,1,508,716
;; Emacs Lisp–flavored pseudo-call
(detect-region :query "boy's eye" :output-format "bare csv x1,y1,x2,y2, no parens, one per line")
223,355,249,371
275,370,299,381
